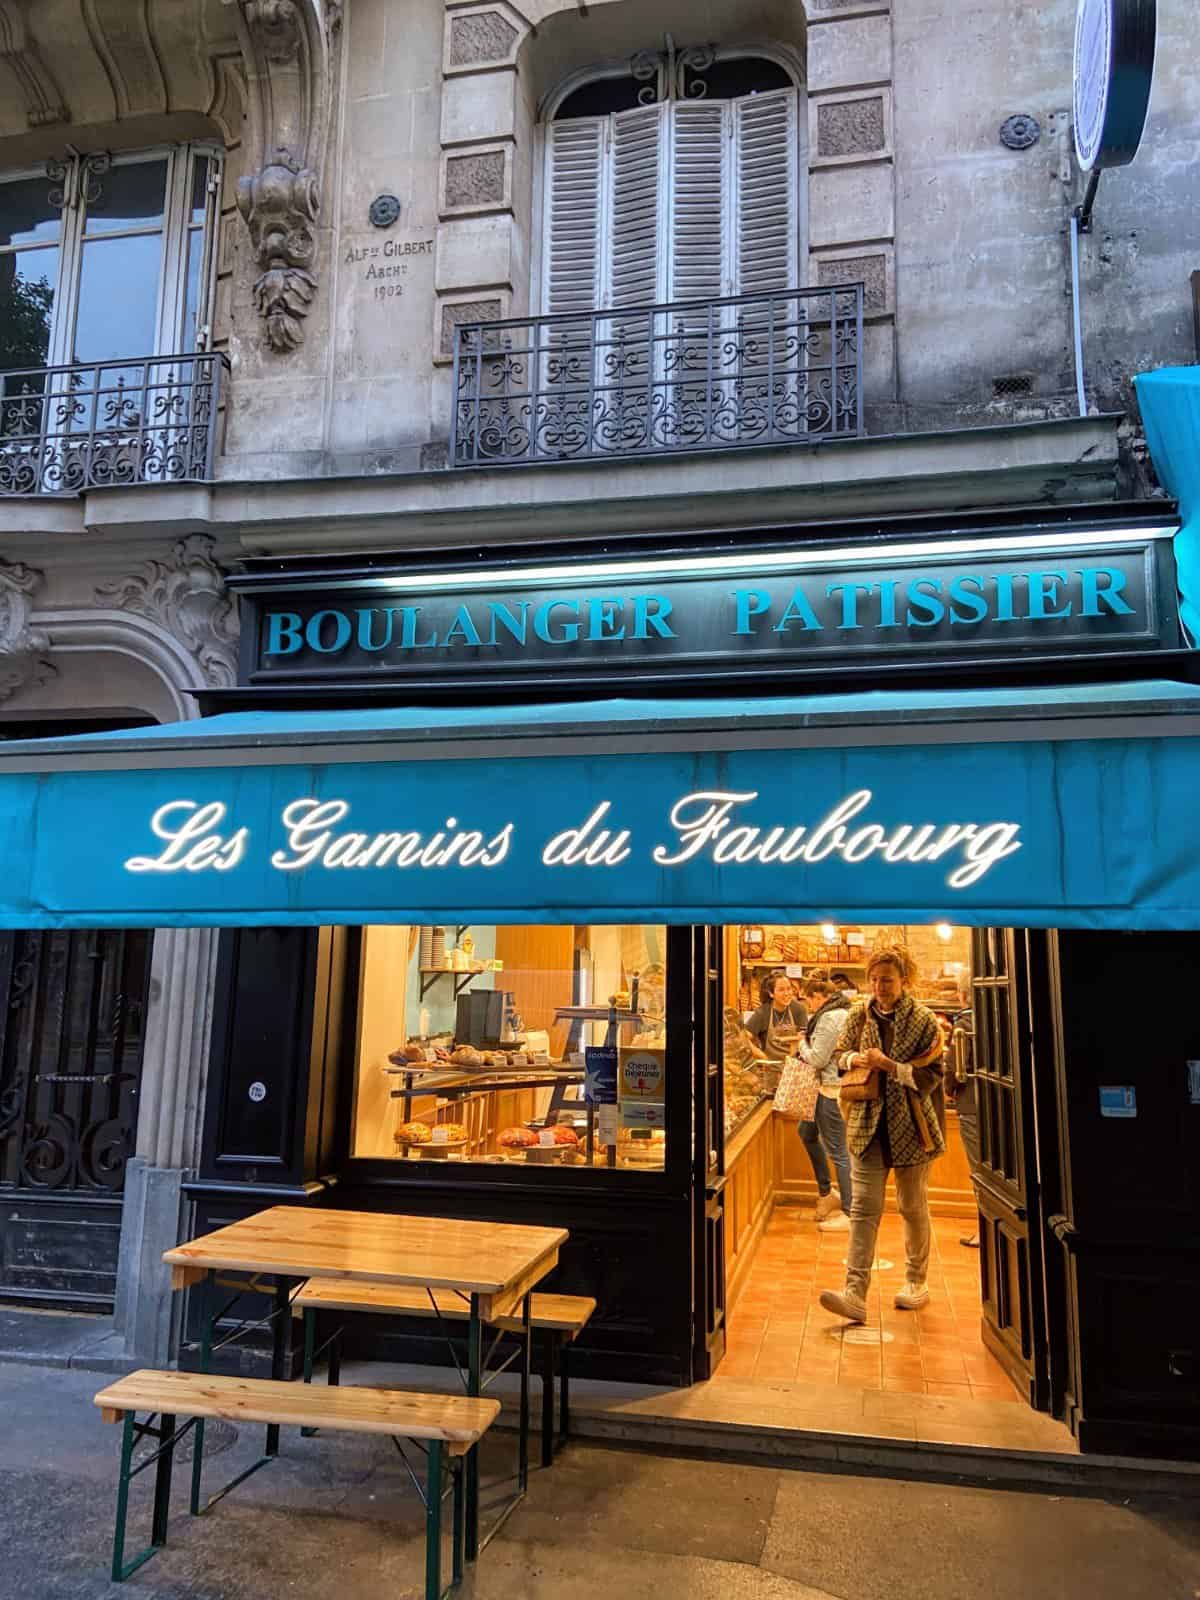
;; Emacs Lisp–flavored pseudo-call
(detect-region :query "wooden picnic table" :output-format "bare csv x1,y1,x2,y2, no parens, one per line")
164,1206,567,1558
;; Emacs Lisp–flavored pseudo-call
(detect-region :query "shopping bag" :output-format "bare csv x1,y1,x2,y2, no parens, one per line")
774,1056,819,1121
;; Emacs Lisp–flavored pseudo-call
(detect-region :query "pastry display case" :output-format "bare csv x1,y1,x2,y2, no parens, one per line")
352,923,669,1172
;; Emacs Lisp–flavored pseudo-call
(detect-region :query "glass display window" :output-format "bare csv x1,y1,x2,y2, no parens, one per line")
351,923,668,1172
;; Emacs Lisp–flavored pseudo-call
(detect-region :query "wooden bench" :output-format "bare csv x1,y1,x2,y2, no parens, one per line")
294,1279,596,1466
94,1369,499,1600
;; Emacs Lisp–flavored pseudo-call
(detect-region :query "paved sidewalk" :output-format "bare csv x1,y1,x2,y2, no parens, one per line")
0,1361,1197,1600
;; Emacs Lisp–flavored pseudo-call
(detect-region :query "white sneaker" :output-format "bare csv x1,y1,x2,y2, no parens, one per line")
817,1209,851,1232
814,1191,841,1221
894,1281,930,1310
819,1288,868,1323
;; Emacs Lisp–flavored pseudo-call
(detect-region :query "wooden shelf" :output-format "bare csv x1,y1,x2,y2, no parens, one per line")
418,967,479,1001
740,958,869,969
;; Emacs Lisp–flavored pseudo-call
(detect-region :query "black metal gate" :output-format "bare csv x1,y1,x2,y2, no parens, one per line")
0,928,151,1308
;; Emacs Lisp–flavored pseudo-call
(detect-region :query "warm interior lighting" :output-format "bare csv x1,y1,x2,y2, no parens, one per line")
820,923,838,943
936,923,954,941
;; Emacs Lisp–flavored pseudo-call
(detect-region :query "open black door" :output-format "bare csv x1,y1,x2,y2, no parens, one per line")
691,925,726,1381
970,927,1051,1409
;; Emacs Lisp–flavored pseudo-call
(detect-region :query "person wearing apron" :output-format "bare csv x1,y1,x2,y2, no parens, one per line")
745,971,809,1094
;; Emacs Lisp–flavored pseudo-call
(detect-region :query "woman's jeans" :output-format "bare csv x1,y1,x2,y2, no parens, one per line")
798,1095,853,1212
845,1142,932,1300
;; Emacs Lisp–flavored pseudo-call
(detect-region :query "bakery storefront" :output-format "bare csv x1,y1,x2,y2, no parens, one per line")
2,505,1200,1459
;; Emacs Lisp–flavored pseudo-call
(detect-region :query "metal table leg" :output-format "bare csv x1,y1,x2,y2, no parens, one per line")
112,1410,181,1581
191,1269,292,1515
464,1289,534,1561
189,1270,214,1515
465,1293,482,1562
266,1276,290,1458
540,1332,556,1469
518,1292,531,1492
424,1439,443,1600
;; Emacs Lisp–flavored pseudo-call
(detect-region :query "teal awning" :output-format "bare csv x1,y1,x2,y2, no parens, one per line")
1136,365,1200,641
3,682,1200,930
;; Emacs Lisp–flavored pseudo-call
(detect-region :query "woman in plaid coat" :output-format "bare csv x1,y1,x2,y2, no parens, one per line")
819,945,945,1325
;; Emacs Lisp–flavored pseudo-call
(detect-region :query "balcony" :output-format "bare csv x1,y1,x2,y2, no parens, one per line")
0,352,229,498
450,284,864,470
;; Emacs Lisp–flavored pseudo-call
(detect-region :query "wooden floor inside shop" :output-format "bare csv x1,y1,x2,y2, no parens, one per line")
719,1204,1016,1401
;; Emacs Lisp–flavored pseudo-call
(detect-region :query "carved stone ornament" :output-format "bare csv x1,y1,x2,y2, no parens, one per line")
0,559,55,702
1000,113,1041,151
95,536,239,689
225,0,334,353
0,0,70,128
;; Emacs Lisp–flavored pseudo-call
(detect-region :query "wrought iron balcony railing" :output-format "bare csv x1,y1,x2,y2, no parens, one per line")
450,283,864,469
0,352,229,498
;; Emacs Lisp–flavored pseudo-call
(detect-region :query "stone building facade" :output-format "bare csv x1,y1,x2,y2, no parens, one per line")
0,0,1196,1362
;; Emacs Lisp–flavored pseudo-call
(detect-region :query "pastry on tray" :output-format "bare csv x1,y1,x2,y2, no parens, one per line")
498,1126,538,1149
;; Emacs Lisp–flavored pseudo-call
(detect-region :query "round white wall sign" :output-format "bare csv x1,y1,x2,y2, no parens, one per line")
1073,0,1156,173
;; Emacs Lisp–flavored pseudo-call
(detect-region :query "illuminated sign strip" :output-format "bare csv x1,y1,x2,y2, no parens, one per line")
247,525,1176,597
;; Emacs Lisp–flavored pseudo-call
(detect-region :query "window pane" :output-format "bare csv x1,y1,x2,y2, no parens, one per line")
0,177,61,249
557,76,647,119
0,246,58,369
352,924,667,1171
701,58,792,99
190,157,210,225
74,234,162,362
182,229,205,351
83,159,167,235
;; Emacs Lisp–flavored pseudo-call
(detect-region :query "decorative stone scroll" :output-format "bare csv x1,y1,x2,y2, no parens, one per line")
95,535,239,689
225,0,335,352
0,560,54,702
0,0,69,127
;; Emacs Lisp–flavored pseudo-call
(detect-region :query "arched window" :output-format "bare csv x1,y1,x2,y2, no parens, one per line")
541,47,800,315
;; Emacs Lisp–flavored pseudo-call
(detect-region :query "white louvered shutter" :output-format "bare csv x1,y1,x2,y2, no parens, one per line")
607,105,665,308
732,88,798,294
667,100,729,304
543,116,605,315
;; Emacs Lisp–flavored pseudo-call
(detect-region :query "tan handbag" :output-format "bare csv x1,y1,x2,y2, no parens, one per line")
839,1063,881,1108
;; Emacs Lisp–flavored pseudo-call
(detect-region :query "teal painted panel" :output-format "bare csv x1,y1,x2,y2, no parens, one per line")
3,731,1200,928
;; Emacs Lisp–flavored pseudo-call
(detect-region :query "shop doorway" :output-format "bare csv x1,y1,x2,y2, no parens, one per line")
706,922,1060,1432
